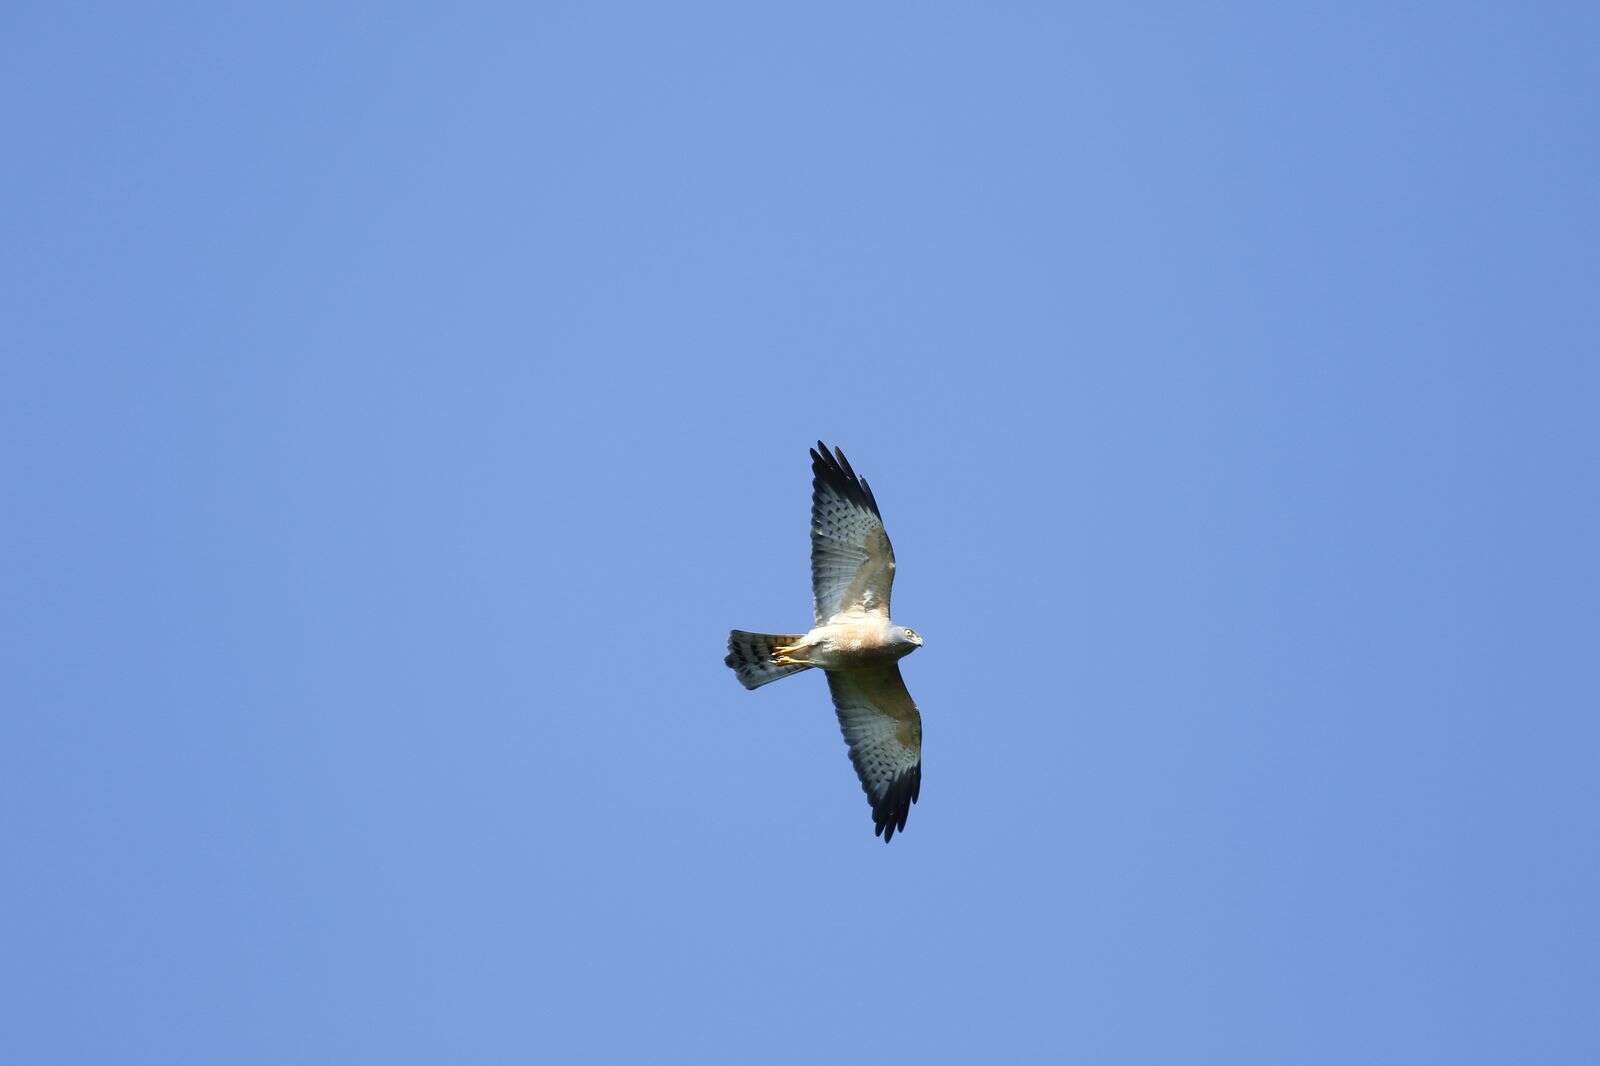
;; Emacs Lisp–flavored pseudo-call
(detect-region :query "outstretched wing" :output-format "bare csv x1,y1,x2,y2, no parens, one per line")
810,442,895,624
825,664,922,842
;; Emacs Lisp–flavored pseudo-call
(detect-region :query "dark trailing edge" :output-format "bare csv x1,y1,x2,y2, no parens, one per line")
873,764,921,843
810,441,882,520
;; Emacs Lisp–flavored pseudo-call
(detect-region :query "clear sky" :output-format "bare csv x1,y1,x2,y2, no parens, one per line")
4,3,1597,1063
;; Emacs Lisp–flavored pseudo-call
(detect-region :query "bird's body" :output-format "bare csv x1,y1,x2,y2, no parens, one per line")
773,615,920,671
724,442,925,842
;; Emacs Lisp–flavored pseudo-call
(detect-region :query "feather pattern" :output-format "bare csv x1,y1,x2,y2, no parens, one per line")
810,442,895,624
825,664,923,842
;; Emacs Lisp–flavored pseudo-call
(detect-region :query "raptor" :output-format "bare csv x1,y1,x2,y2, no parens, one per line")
725,442,924,842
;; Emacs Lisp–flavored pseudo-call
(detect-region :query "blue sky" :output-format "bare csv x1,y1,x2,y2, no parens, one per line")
4,3,1597,1063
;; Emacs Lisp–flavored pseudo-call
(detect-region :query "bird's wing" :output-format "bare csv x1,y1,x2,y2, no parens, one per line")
810,442,895,624
825,663,922,842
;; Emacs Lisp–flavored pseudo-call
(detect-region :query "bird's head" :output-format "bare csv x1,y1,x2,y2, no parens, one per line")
897,626,924,653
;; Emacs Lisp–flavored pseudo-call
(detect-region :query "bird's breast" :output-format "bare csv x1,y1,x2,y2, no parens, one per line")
807,617,900,669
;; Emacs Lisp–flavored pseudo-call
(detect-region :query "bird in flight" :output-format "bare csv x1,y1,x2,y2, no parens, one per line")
725,442,924,842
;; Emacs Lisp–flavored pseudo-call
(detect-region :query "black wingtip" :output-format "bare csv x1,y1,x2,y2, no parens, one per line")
859,476,880,515
870,764,921,843
810,440,882,520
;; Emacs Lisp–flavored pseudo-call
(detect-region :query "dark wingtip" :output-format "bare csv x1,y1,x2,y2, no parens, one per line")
870,764,921,843
810,440,882,520
859,476,880,514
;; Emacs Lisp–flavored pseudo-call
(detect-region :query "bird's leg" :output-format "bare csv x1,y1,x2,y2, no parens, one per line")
771,640,809,666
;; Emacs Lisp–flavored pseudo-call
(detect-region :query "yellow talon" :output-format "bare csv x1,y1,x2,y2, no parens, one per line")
772,641,808,666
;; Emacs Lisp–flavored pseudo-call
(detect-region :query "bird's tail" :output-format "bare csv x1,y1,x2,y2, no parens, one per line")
725,631,812,690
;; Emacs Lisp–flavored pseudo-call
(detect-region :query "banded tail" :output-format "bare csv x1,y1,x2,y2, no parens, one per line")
725,630,811,690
